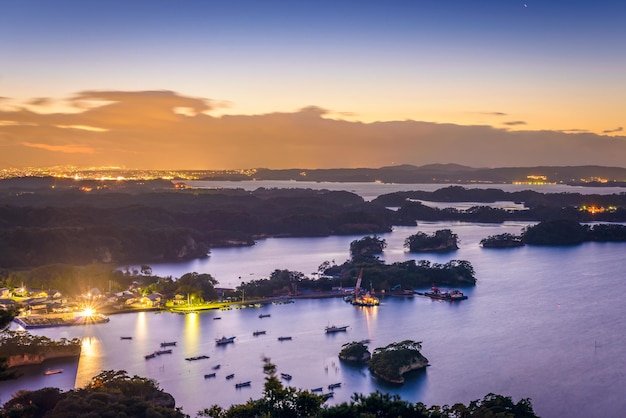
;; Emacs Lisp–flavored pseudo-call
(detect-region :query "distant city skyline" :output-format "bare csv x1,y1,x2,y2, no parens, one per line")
1,1,625,169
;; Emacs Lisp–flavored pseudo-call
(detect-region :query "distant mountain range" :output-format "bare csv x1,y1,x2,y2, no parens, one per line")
202,164,626,186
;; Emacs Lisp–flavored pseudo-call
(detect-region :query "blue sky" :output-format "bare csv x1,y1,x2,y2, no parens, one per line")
1,1,625,169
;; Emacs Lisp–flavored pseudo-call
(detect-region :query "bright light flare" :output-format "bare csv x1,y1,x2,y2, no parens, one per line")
82,307,95,317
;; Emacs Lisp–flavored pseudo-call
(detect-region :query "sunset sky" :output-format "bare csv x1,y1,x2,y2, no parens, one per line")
1,0,625,170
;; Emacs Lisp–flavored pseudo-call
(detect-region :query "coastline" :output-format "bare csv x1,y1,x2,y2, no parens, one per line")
7,344,81,368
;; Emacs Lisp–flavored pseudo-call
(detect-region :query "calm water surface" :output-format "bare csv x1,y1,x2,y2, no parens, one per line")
2,182,625,417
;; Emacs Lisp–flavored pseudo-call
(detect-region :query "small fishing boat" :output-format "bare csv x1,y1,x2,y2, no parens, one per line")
259,314,271,318
215,336,236,345
120,336,132,340
278,336,292,341
213,317,222,320
44,369,63,375
321,392,334,400
160,341,177,347
155,349,172,355
311,387,323,392
328,382,341,389
253,330,266,336
204,373,216,379
235,381,251,388
421,286,468,301
226,374,235,380
280,372,292,380
185,355,210,361
325,325,349,333
145,353,156,360
212,364,221,370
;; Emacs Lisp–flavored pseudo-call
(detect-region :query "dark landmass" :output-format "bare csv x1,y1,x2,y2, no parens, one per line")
2,164,626,186
0,370,181,418
480,221,626,247
205,164,626,186
1,175,626,269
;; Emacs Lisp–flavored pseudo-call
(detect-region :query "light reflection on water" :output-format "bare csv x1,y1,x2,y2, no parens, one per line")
1,220,625,418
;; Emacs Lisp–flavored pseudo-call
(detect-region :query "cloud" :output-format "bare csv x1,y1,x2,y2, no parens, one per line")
22,142,95,154
479,112,508,116
28,97,53,106
602,126,623,134
503,121,527,126
1,90,625,170
558,128,589,134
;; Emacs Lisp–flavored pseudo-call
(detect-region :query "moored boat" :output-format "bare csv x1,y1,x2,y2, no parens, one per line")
160,341,177,347
145,353,156,360
422,286,468,301
253,330,266,336
44,369,63,375
204,373,216,379
328,382,341,389
259,314,271,318
156,349,172,355
311,387,323,392
120,336,132,340
280,372,292,380
325,325,349,333
185,355,210,361
277,336,292,341
235,381,251,388
215,336,236,345
226,373,235,380
212,364,221,370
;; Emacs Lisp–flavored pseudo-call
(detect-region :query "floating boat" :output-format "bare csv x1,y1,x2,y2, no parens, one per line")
155,349,172,355
212,364,221,370
185,355,210,361
422,286,468,301
145,353,156,360
278,336,292,341
216,336,236,345
325,325,349,333
44,369,63,375
328,382,341,389
120,336,132,340
235,381,251,388
160,341,177,347
259,314,271,318
226,374,235,380
280,373,292,380
321,392,334,401
311,387,323,392
213,317,222,320
204,373,216,379
253,330,266,336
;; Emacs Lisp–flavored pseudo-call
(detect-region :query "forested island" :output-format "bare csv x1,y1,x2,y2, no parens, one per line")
2,179,626,269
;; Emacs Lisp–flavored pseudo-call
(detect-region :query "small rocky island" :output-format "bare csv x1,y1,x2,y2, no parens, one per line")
338,341,371,363
480,233,525,248
404,229,459,252
367,340,429,384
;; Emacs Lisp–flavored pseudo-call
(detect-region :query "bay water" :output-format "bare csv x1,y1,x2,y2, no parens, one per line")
2,182,625,417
